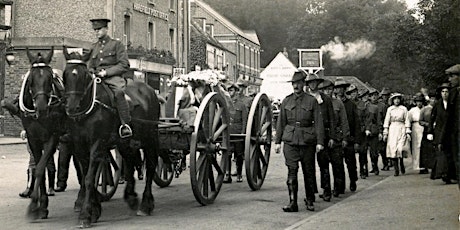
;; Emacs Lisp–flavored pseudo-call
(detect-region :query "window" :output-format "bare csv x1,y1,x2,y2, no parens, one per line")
124,15,131,47
148,22,154,50
169,28,175,54
170,0,175,10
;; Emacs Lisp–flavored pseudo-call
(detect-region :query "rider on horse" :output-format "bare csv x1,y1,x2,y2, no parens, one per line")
84,18,132,138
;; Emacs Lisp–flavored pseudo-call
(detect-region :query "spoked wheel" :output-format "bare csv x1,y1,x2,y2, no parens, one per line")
153,155,174,188
95,149,122,201
190,92,230,205
245,93,272,191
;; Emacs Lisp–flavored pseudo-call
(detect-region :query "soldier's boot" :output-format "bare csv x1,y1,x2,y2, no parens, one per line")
282,179,298,212
19,167,35,198
48,170,55,196
359,162,366,179
372,161,379,176
381,155,389,171
393,158,400,176
223,155,232,183
236,155,243,183
117,93,132,138
400,158,405,175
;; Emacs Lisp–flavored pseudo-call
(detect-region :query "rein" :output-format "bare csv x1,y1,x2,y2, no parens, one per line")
19,64,63,117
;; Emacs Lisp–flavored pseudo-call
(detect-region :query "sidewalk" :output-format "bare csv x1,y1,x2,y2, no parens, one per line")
0,136,26,145
287,169,460,230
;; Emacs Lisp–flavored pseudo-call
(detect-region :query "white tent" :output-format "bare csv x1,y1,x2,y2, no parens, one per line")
259,52,297,102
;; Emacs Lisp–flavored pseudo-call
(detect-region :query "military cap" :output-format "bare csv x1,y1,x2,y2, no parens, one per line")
445,64,460,75
288,71,307,82
90,18,111,30
333,77,350,88
304,72,323,83
358,89,369,98
380,87,391,96
318,79,334,89
368,88,379,95
345,84,358,95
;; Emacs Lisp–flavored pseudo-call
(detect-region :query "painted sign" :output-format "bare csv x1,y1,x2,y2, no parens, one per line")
133,3,168,21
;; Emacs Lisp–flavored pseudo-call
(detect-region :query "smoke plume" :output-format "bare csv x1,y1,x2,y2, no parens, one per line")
321,36,376,64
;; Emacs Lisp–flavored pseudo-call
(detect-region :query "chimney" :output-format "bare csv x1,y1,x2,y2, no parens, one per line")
282,47,288,57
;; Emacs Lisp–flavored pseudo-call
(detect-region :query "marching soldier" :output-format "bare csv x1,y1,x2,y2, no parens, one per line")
224,83,248,183
84,18,132,138
378,88,392,170
317,79,348,199
275,71,324,212
365,88,383,176
355,89,369,178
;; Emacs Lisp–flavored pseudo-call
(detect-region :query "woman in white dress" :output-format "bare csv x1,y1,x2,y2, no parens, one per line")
383,93,411,176
407,94,426,172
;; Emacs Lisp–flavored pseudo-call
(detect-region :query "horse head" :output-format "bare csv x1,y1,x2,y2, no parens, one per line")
62,46,93,116
25,47,54,117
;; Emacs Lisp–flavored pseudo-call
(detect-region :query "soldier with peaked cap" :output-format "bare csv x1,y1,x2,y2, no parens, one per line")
354,88,369,178
306,73,337,201
83,18,132,138
275,70,325,212
316,78,349,198
441,64,460,186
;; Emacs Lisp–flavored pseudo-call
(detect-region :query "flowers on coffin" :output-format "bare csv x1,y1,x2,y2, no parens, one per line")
169,70,226,87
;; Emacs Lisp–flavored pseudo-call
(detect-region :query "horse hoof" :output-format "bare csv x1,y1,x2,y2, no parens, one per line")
26,203,40,221
78,220,91,229
136,210,149,216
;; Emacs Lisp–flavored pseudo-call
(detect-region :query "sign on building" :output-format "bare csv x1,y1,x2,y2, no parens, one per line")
173,67,186,78
297,48,323,74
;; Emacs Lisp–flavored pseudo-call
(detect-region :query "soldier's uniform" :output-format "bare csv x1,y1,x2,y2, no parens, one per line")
355,89,369,178
343,84,362,192
224,83,248,183
85,18,131,137
276,71,324,212
365,89,382,175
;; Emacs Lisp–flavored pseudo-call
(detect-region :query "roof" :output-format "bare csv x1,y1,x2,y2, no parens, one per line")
191,0,260,45
321,76,372,92
190,21,230,53
242,30,260,45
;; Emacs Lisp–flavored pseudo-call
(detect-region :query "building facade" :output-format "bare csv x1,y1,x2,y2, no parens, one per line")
0,0,189,136
190,0,262,94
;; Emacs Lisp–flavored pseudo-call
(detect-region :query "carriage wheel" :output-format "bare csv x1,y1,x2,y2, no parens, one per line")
153,154,174,188
190,92,230,205
95,149,122,201
245,93,272,191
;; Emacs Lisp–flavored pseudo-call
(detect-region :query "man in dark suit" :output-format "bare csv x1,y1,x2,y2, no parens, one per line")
443,64,460,186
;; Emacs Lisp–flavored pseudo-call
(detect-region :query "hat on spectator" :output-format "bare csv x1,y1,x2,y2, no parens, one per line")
389,93,403,104
358,89,369,98
414,94,425,102
236,77,249,87
368,88,379,96
90,18,111,30
437,82,451,91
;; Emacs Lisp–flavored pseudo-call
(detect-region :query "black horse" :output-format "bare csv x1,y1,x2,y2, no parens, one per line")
16,47,66,220
62,46,160,228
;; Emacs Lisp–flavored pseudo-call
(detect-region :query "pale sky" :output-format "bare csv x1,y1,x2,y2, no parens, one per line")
405,0,419,9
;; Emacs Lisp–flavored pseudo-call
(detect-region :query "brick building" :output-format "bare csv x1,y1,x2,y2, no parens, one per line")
0,0,190,136
190,0,262,94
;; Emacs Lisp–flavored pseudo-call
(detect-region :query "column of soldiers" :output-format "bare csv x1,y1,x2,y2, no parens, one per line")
275,71,407,212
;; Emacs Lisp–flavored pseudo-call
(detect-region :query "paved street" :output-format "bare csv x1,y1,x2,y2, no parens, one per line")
0,140,458,230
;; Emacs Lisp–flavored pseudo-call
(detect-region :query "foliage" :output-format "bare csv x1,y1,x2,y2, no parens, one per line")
127,45,176,65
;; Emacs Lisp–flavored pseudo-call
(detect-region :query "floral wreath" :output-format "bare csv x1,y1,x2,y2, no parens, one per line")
168,69,227,87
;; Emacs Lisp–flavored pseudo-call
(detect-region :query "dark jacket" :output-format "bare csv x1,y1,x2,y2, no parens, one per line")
365,101,382,136
343,98,362,143
85,35,130,77
316,92,337,141
429,100,448,145
275,92,324,146
331,98,350,141
229,94,248,134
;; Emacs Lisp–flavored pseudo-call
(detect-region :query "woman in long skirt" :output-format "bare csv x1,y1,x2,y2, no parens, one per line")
383,93,411,176
408,94,426,172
